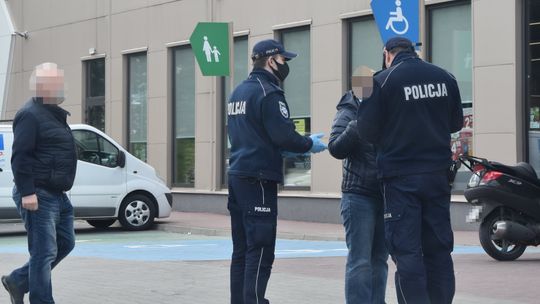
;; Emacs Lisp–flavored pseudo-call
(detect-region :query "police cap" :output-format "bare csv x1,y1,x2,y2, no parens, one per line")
385,37,415,52
251,39,297,61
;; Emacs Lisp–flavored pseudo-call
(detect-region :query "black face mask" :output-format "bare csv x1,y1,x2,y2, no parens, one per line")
271,58,290,82
382,52,387,70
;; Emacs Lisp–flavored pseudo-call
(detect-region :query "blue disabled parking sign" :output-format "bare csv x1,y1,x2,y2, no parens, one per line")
371,0,419,45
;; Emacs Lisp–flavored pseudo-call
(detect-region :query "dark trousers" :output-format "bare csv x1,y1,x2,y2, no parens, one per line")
228,175,278,304
382,171,455,304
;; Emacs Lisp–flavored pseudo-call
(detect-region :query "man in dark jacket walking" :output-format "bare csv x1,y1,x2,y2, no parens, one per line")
2,62,78,304
329,91,388,304
357,37,463,304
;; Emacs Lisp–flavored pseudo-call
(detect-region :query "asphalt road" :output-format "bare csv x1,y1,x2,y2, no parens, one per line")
0,228,539,303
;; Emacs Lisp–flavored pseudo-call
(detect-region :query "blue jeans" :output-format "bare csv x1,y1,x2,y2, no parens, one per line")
9,187,75,304
341,192,388,304
382,171,455,304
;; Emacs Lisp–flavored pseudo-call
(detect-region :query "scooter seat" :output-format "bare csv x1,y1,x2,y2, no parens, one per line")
491,161,539,185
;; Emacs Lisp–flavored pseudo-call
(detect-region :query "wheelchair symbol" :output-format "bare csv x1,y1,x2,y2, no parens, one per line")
385,0,409,35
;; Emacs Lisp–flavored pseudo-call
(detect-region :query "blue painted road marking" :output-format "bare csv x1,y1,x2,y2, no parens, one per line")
1,236,538,261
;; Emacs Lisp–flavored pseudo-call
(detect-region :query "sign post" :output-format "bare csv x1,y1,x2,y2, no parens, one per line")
189,22,233,76
371,0,420,45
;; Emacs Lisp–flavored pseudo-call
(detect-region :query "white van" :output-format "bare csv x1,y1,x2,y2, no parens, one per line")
0,123,172,231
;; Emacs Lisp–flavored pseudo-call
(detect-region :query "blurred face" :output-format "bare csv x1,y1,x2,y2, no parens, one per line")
30,63,65,105
352,76,373,99
351,65,374,100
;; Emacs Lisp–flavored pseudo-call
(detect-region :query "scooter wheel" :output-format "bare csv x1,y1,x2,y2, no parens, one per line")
479,211,527,261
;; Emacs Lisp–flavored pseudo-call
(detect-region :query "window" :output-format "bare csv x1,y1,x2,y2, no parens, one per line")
73,130,120,168
428,2,472,161
84,58,105,132
526,0,540,171
127,53,147,162
348,17,384,89
172,46,196,187
279,27,311,188
222,35,249,186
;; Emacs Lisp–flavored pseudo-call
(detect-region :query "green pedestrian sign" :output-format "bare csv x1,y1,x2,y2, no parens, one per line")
190,22,232,76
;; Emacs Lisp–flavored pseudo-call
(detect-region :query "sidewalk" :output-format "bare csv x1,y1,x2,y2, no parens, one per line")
0,211,480,246
155,211,481,246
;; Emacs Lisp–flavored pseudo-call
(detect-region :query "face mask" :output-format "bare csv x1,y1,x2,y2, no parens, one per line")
382,52,387,70
271,58,290,82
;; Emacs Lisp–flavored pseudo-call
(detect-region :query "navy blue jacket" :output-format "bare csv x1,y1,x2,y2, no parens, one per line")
227,68,313,182
11,98,78,196
357,52,464,178
328,91,380,198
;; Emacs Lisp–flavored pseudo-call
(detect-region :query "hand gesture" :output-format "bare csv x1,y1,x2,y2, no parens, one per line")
309,133,328,153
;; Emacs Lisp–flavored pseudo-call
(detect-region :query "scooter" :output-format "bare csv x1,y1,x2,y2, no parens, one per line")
457,155,540,261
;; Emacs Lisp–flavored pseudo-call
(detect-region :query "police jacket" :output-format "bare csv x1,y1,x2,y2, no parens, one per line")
328,91,380,198
357,51,464,178
11,98,78,196
227,68,313,182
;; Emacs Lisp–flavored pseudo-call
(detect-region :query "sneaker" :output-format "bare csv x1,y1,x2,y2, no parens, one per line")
1,275,24,304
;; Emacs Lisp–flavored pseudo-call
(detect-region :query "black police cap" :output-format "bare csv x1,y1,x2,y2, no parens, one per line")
385,37,415,52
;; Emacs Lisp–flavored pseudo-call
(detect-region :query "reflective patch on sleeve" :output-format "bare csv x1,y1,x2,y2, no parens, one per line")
278,101,289,118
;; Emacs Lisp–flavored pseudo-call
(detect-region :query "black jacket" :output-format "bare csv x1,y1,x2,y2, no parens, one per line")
328,91,380,198
227,68,312,182
11,98,78,196
357,52,464,178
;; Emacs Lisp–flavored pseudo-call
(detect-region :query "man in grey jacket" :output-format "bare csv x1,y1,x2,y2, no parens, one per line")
329,90,388,304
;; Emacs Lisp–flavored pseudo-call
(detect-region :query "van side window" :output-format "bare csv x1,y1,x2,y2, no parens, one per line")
72,130,120,168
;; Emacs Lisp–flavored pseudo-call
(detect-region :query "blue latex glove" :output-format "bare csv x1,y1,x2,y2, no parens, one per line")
309,133,327,153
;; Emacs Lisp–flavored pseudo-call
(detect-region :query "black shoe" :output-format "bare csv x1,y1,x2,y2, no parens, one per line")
1,275,24,304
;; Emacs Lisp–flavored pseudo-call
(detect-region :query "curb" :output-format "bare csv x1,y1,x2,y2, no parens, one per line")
154,224,231,237
154,223,346,242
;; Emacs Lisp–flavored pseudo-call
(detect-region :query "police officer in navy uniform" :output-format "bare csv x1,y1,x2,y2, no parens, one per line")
357,37,464,304
227,39,327,304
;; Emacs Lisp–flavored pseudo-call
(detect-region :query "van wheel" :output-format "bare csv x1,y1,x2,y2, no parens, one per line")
118,194,156,231
87,219,116,229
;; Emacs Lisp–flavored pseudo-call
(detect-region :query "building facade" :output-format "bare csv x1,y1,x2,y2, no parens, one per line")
1,0,536,227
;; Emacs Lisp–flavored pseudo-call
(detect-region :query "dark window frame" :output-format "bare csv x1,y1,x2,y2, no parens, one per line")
171,44,196,188
84,58,105,132
220,75,228,188
276,26,312,191
425,0,471,63
125,52,148,162
276,25,311,93
426,0,472,194
524,0,540,165
346,15,378,91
